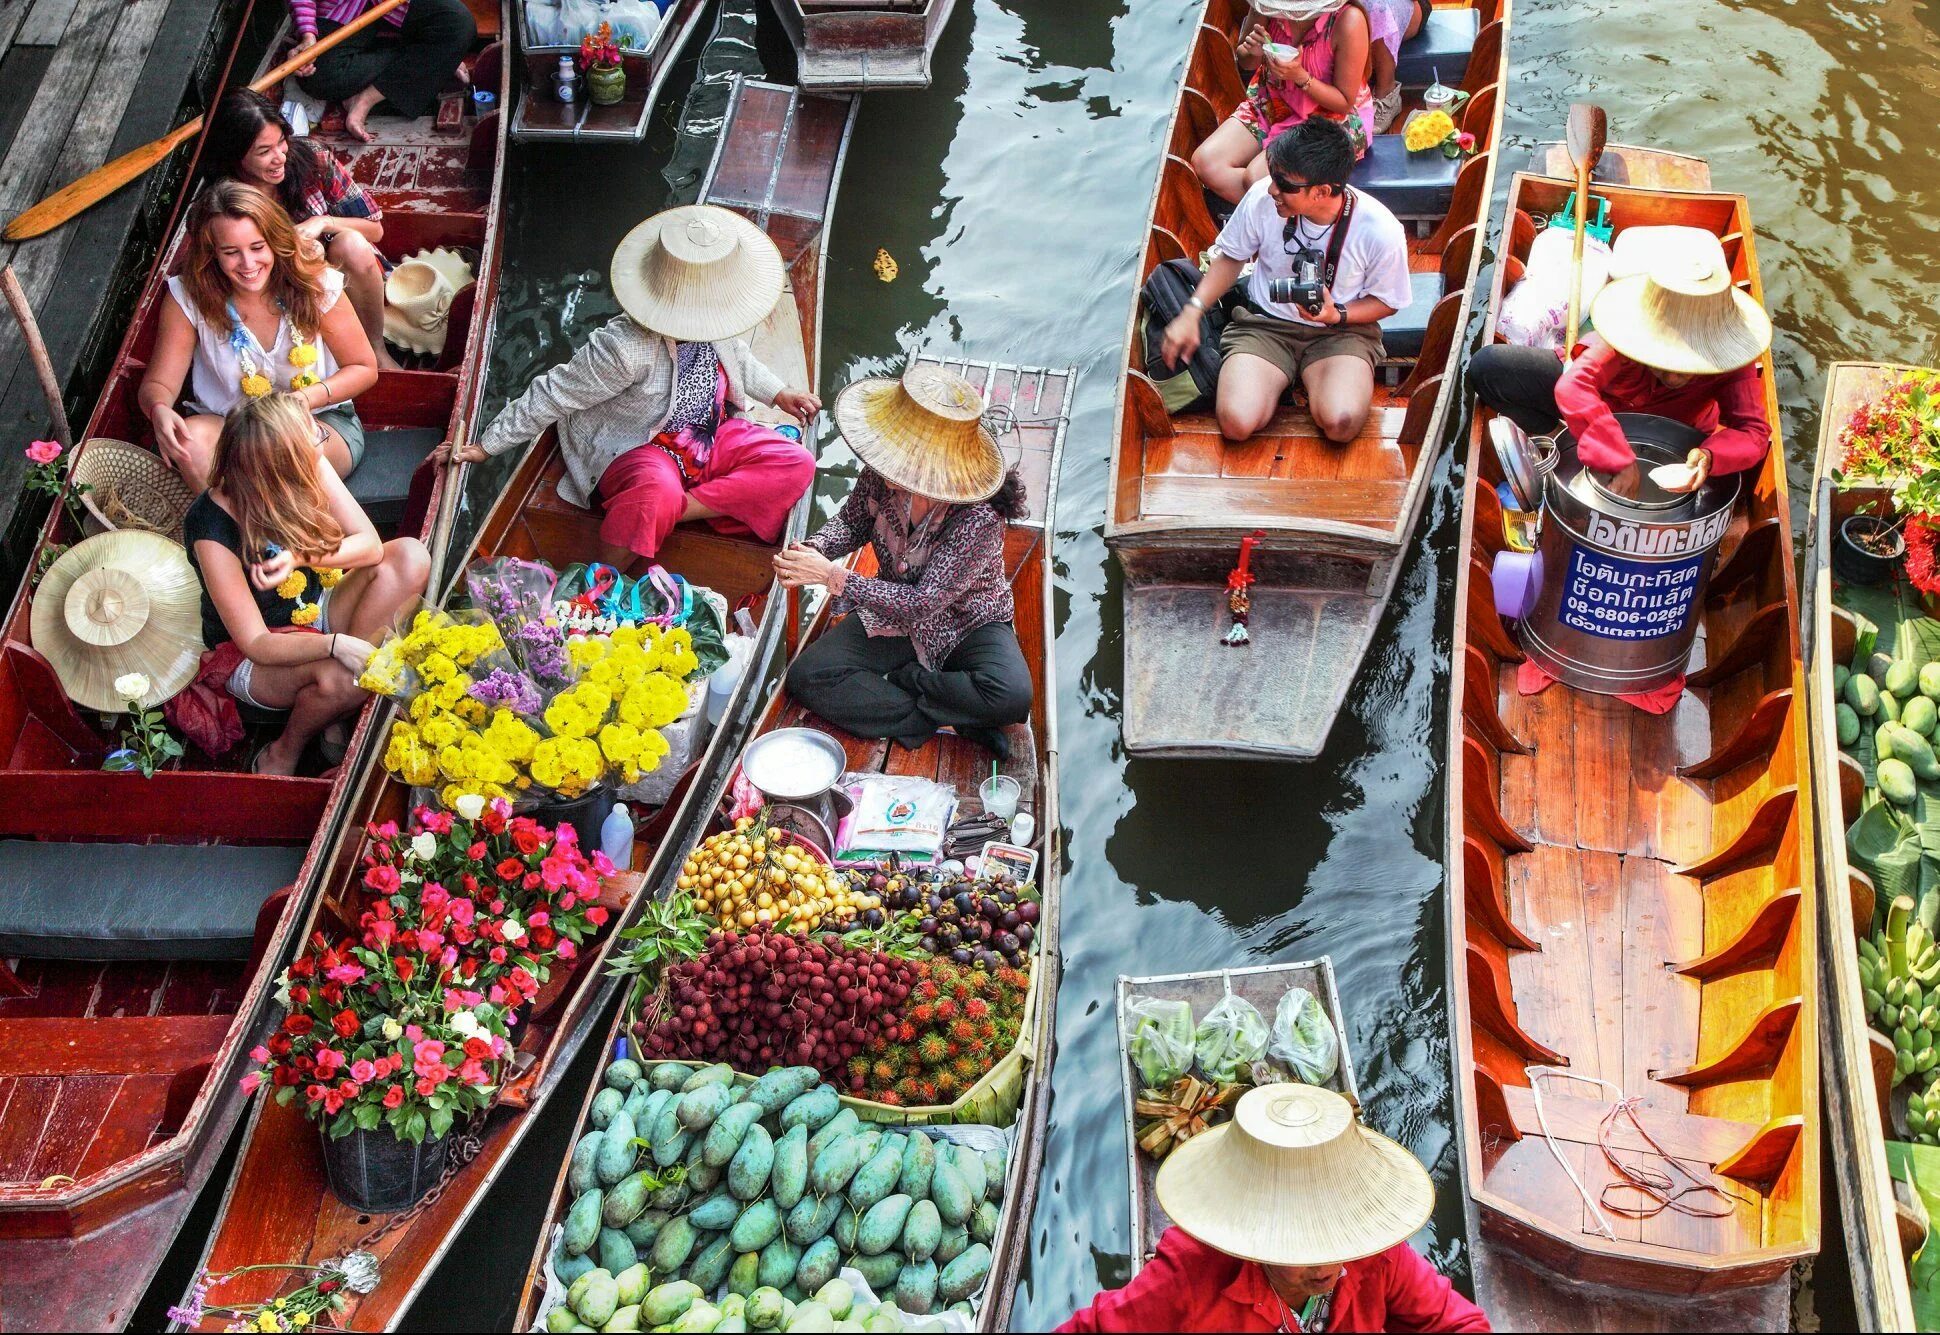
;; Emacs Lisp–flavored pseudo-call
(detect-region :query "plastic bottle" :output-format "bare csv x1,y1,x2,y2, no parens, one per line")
600,801,634,867
554,54,579,103
706,634,754,728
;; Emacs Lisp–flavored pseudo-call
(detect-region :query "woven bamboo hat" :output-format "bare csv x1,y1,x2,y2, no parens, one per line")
1155,1083,1435,1267
1589,227,1772,376
832,364,1006,504
609,204,786,343
32,530,205,712
69,438,195,535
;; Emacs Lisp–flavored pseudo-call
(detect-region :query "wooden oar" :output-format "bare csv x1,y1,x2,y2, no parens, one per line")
3,0,408,242
1561,102,1608,359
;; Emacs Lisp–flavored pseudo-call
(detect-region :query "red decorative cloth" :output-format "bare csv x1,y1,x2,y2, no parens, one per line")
166,642,248,756
1057,1228,1490,1334
1552,334,1770,476
597,417,813,562
1516,657,1686,714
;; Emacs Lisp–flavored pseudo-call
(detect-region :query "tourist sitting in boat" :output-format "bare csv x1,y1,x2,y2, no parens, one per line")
205,89,399,370
140,181,377,492
449,204,818,567
775,364,1032,761
1061,1084,1490,1334
1164,117,1411,446
1359,0,1427,133
1466,227,1773,493
1192,0,1373,205
287,0,478,144
185,393,429,775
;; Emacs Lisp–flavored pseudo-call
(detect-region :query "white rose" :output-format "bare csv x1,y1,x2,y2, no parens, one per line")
454,793,486,822
409,831,438,862
502,917,527,942
114,672,151,702
381,1018,403,1041
449,1010,480,1037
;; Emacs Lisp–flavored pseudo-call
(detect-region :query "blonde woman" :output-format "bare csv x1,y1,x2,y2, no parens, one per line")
184,394,428,775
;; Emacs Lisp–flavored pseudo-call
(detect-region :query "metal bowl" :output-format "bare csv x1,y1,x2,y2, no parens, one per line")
741,727,847,801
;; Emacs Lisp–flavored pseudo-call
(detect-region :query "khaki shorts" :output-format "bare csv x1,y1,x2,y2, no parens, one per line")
1221,307,1385,382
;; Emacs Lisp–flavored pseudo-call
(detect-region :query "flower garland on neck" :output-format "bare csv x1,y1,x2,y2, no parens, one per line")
227,298,321,399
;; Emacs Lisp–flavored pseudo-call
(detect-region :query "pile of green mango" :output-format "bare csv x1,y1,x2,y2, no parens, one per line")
1836,656,1940,807
546,1274,952,1334
544,1057,1006,1333
1860,895,1940,1087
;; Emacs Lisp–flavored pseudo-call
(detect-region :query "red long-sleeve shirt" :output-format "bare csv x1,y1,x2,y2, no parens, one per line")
1057,1228,1492,1334
1553,335,1771,476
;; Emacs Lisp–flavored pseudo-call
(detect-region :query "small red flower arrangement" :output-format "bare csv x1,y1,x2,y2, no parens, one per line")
1908,518,1940,598
578,20,620,69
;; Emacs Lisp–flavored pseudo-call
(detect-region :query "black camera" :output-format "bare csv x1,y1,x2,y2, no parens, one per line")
1266,256,1327,315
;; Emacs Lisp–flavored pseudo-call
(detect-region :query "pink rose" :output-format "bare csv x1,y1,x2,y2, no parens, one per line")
240,1072,262,1095
350,1059,377,1083
25,440,61,466
249,1045,271,1063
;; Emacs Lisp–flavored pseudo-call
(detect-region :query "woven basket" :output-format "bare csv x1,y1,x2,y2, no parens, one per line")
70,439,195,536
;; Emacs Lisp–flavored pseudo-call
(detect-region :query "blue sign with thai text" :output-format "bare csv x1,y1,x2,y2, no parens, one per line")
1559,547,1705,641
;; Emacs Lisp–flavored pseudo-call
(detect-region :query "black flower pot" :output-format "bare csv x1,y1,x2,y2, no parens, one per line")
320,1125,448,1213
529,785,617,852
1834,515,1906,586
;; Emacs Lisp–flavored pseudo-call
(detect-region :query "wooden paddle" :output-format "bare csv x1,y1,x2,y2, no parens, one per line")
3,0,409,242
1561,102,1608,359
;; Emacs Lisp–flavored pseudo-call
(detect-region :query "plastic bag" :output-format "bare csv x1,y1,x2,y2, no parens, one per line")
523,0,568,45
836,775,957,861
1497,224,1612,350
600,0,659,51
1126,996,1196,1090
1268,987,1340,1085
1194,992,1269,1085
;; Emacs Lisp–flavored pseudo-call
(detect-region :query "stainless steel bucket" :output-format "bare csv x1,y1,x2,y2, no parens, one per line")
1517,412,1740,694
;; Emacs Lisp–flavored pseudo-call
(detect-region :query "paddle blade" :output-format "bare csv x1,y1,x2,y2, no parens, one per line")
1566,103,1608,176
3,130,188,241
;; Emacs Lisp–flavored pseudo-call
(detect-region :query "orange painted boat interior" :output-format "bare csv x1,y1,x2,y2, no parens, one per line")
1109,0,1504,543
1450,172,1818,1292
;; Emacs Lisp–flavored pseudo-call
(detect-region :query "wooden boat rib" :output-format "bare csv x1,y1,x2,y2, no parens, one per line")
1115,958,1356,1273
768,0,960,92
1105,0,1509,761
1445,151,1819,1331
512,351,1073,1334
0,10,510,1329
1807,360,1925,1333
179,75,855,1332
510,0,713,142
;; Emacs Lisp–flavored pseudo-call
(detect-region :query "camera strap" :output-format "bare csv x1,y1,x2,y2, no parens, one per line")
1319,186,1355,292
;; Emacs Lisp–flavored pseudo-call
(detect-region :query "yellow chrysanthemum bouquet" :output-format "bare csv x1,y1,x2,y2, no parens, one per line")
1402,108,1475,159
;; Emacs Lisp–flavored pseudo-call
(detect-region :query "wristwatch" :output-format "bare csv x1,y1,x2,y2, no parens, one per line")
1185,295,1209,314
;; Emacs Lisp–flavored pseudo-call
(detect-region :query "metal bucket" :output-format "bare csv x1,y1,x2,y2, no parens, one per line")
1517,413,1740,694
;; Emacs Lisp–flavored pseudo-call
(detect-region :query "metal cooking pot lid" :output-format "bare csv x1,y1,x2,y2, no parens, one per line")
1489,417,1544,512
741,727,847,800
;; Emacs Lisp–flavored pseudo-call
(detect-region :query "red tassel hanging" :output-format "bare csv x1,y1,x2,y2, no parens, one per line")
1223,530,1265,647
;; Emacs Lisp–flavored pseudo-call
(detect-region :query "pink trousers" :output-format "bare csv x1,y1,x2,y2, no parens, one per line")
597,419,815,559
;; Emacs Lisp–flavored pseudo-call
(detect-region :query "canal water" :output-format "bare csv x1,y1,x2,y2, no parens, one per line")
133,0,1940,1327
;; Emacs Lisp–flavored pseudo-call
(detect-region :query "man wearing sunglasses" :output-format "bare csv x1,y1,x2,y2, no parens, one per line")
1161,117,1411,445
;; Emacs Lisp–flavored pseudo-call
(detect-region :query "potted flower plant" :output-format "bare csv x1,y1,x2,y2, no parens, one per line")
579,22,626,106
1834,369,1940,586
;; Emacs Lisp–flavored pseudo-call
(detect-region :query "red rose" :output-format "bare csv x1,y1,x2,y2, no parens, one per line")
464,1036,493,1060
383,1084,405,1109
289,985,310,1006
284,1015,315,1036
511,825,543,855
332,1008,360,1038
496,857,525,880
364,864,401,894
585,907,609,926
416,1076,437,1097
393,955,416,983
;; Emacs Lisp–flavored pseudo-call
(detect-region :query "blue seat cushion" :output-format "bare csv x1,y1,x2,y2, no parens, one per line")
1395,7,1480,87
1380,271,1446,360
0,839,305,961
1352,132,1460,218
347,426,441,530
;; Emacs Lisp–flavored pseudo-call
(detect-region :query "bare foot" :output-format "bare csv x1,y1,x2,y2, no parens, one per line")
254,737,303,776
343,87,384,143
375,344,405,372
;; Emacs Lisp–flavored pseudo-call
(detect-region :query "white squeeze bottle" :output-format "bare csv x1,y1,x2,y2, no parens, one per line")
707,634,754,728
600,802,635,868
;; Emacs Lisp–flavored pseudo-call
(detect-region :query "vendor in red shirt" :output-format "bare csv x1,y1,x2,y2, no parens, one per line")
1059,1084,1489,1334
1466,226,1774,493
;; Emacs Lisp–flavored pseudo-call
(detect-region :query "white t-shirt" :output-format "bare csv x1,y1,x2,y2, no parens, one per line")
1212,180,1413,327
166,268,347,417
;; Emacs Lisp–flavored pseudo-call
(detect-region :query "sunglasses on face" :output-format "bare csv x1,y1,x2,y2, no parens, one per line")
1270,173,1312,194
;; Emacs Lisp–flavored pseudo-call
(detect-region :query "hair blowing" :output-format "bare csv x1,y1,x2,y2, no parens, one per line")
213,394,346,562
181,181,329,337
203,88,326,220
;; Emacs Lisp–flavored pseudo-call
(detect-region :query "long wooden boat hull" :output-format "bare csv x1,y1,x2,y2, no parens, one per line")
1445,153,1818,1331
0,15,511,1331
768,0,959,91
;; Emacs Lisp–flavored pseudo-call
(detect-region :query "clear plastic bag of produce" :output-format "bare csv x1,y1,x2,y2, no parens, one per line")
1268,986,1340,1086
1125,995,1195,1089
1194,992,1269,1085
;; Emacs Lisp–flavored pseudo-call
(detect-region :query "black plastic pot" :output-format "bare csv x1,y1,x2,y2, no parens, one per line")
1834,515,1906,585
320,1125,448,1213
529,785,617,852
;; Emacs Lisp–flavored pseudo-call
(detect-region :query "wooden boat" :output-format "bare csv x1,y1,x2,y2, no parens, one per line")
0,11,511,1329
511,352,1073,1334
1807,360,1931,1333
1114,958,1355,1273
510,0,713,142
1105,0,1509,761
1444,149,1819,1330
767,0,960,92
177,75,855,1331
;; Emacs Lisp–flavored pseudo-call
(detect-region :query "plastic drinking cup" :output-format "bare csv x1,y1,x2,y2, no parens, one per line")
979,774,1021,822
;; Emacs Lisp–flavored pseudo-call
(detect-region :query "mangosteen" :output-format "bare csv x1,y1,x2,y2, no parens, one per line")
981,899,1004,922
1017,901,1040,924
979,950,1005,972
918,916,938,935
920,935,939,953
1016,923,1035,947
1000,910,1021,930
862,909,885,929
870,872,889,892
951,948,973,965
996,889,1017,906
996,931,1020,953
953,890,977,916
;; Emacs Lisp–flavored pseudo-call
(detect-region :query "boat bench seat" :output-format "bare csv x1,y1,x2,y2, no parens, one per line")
347,426,442,530
1395,7,1480,87
0,839,304,961
1379,270,1445,360
1351,133,1460,219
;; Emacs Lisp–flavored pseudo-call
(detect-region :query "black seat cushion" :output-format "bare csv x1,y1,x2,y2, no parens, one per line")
0,839,304,961
1380,271,1446,359
347,426,441,529
1352,132,1460,219
1395,7,1480,87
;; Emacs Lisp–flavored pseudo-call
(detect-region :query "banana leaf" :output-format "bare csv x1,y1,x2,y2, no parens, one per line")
1853,799,1925,933
1899,616,1940,674
1884,1141,1940,1328
1852,608,1881,676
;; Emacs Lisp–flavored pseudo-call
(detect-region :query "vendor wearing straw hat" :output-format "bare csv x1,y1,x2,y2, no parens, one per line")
775,364,1033,760
450,204,819,566
1060,1084,1489,1333
1467,226,1774,494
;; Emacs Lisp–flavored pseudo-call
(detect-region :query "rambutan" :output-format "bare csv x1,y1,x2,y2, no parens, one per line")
934,1071,961,1098
910,1003,936,1026
976,1019,999,1043
965,969,992,994
917,979,941,1001
964,997,991,1021
847,1055,871,1083
951,1054,982,1083
935,998,959,1022
895,1021,918,1044
872,1059,898,1085
894,1077,921,1103
916,1033,950,1067
931,960,962,990
876,1089,903,1107
949,1018,978,1044
916,1079,939,1104
996,966,1029,990
946,1041,961,1058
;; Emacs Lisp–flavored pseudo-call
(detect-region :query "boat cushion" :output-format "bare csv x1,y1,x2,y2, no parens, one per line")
347,426,441,530
1380,271,1446,360
1352,132,1460,219
0,839,304,961
1395,7,1480,87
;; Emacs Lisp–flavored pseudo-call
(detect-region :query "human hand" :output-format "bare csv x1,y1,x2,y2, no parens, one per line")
1161,310,1202,369
150,406,196,474
1309,287,1341,326
250,548,297,593
1236,25,1266,68
1265,48,1303,85
294,215,332,242
330,633,376,672
773,543,838,591
774,388,823,423
292,31,318,77
1654,447,1713,494
443,439,488,466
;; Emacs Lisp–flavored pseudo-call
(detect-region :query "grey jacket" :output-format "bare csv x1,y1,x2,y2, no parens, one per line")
475,315,788,508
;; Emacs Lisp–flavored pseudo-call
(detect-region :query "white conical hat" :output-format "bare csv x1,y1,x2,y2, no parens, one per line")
609,204,786,343
832,363,1007,505
1155,1083,1435,1267
1590,227,1772,376
383,247,475,356
31,530,205,712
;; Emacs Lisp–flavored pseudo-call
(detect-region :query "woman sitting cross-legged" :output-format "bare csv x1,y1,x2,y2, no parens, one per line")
776,364,1033,761
184,393,429,775
140,180,378,493
450,204,818,569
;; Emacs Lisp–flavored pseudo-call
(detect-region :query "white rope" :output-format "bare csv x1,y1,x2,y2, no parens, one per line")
1525,1065,1621,1241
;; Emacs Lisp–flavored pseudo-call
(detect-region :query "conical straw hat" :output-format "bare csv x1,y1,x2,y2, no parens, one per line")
1155,1083,1435,1268
31,530,205,713
609,204,786,344
1590,227,1772,376
832,364,1007,504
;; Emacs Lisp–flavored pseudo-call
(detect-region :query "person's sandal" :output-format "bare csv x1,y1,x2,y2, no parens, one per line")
319,719,352,767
